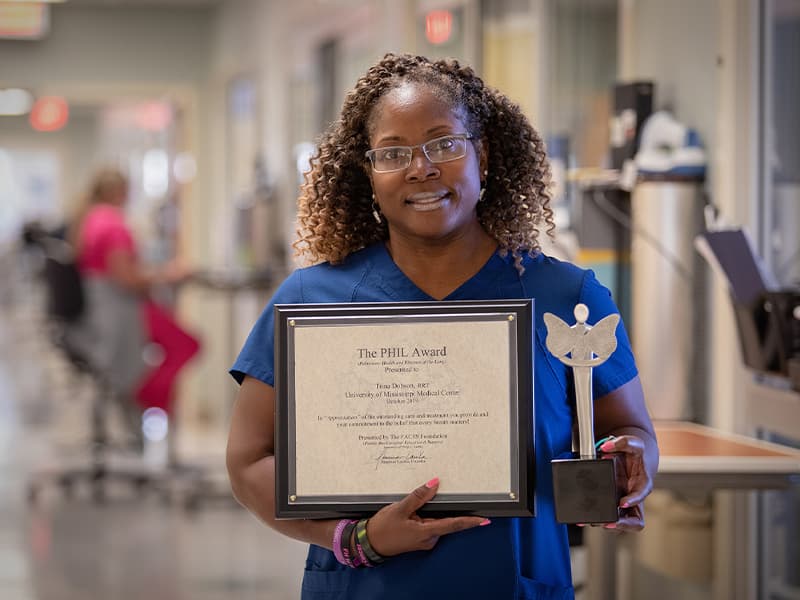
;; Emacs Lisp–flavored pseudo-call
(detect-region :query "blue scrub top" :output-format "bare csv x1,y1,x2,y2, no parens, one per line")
231,243,638,600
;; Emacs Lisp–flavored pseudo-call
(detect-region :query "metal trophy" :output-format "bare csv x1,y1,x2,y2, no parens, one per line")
544,304,625,524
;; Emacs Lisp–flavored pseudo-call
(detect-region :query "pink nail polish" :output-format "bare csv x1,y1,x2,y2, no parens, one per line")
600,441,615,452
479,518,491,526
605,523,617,529
621,502,630,508
425,477,440,489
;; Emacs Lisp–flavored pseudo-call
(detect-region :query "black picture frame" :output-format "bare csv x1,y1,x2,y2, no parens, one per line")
273,299,535,519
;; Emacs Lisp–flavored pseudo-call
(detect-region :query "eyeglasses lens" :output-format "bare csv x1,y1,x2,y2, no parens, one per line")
369,135,468,172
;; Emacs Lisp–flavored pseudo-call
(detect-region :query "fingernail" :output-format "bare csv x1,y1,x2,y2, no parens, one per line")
621,502,630,508
600,441,615,452
605,523,617,529
479,518,491,526
425,477,439,489
576,523,586,527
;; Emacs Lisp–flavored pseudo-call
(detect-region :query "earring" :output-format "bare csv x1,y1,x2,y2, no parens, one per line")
478,183,486,202
371,195,382,224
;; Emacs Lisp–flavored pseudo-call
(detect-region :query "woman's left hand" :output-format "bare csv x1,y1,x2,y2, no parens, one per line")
597,434,653,532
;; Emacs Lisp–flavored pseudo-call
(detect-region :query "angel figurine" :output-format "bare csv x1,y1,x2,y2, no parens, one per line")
545,304,626,523
543,304,619,368
544,304,620,458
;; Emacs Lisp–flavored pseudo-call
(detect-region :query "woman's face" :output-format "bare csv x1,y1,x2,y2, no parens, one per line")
367,82,486,245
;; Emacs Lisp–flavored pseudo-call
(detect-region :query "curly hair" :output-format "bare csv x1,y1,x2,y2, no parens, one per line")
294,52,554,269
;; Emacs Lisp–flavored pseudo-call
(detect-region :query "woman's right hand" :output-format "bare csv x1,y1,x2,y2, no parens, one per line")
365,477,489,557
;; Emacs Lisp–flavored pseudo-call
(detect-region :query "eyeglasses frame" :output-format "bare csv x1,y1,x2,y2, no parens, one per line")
365,133,474,173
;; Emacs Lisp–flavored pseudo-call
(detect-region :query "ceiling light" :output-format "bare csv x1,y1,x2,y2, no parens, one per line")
0,88,34,116
0,3,51,39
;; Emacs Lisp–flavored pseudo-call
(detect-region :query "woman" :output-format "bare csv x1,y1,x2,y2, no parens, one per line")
72,167,199,417
227,53,658,599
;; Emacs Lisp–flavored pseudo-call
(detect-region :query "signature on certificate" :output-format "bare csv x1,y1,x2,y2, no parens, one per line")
372,445,428,470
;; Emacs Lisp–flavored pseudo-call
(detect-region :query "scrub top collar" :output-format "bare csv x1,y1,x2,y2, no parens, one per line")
364,242,522,302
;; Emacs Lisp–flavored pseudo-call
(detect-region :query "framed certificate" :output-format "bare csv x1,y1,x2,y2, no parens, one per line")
274,300,534,518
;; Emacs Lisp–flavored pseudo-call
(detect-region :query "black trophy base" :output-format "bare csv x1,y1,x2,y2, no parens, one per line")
551,455,623,524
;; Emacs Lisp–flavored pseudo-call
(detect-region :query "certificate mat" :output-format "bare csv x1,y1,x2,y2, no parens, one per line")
274,300,534,518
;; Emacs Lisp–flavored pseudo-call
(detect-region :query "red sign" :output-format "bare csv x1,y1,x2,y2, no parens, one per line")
135,101,172,131
29,96,69,132
425,10,452,45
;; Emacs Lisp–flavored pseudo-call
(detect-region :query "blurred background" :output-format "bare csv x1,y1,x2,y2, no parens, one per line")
0,0,798,599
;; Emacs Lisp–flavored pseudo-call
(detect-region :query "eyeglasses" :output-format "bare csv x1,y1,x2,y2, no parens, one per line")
365,133,473,173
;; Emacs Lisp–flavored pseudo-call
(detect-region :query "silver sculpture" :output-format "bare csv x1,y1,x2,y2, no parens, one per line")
544,304,620,459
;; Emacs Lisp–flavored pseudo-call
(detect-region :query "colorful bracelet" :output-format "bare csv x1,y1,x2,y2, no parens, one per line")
355,541,372,568
356,518,385,564
341,520,360,568
332,519,352,566
334,518,384,568
595,435,617,451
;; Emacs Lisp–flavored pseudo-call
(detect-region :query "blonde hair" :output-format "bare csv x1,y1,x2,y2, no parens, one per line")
69,166,129,248
86,166,128,205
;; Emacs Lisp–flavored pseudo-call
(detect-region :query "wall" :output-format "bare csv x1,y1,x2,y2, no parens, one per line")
625,0,719,155
482,2,541,124
0,110,97,225
548,0,617,166
0,5,213,83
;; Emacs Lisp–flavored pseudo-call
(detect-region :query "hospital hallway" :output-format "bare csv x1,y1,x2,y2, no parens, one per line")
1,1,798,597
0,259,308,600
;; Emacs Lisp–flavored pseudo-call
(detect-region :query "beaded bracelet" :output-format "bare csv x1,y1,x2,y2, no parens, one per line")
356,518,386,564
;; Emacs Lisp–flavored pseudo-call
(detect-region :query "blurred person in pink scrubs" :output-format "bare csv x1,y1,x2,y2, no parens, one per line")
71,167,200,426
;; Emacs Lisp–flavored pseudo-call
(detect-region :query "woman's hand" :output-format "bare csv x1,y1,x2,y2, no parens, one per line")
366,477,489,556
591,377,659,533
598,434,653,532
